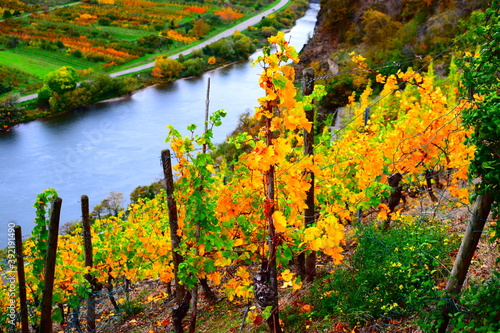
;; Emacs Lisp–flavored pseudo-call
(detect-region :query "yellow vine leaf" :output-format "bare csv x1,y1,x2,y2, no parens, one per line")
272,211,288,233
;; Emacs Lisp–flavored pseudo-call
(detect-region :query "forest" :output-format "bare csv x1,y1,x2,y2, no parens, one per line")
0,0,499,332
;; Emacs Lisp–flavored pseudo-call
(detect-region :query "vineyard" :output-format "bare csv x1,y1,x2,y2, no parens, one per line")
1,7,500,330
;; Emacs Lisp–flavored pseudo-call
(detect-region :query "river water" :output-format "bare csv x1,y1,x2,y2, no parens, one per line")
0,2,319,246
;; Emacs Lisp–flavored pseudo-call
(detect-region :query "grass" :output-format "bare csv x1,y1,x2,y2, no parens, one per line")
95,25,153,41
0,49,61,77
14,46,99,69
0,46,99,95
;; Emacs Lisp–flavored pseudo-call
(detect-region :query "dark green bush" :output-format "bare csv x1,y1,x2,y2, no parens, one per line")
447,272,500,332
301,220,456,329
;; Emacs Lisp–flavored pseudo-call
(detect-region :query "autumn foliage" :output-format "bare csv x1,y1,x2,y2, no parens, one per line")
0,29,482,331
214,7,244,21
152,56,183,81
160,29,199,43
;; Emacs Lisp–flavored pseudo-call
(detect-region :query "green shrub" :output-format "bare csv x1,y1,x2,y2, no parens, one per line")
119,298,145,320
447,272,500,332
301,219,456,329
320,75,358,112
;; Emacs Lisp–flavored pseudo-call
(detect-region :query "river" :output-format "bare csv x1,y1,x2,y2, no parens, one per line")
0,2,319,246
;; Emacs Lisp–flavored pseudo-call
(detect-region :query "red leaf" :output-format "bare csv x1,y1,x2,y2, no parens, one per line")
253,315,263,326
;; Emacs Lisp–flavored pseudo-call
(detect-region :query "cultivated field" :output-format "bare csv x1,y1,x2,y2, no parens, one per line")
0,0,270,94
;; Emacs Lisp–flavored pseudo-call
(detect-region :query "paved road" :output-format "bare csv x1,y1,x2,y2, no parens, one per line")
18,0,289,102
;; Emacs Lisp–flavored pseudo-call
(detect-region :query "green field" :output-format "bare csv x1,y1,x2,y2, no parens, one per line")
95,26,153,41
0,50,61,78
0,47,98,78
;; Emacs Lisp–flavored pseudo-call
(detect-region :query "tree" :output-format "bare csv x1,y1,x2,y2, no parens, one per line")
361,9,403,48
43,66,79,95
37,85,53,109
190,48,204,58
182,58,205,77
233,31,256,57
0,93,22,129
6,36,19,49
98,17,111,26
81,72,114,99
192,18,210,38
208,38,236,60
138,35,171,52
203,13,223,27
114,76,140,96
261,26,278,38
320,0,357,42
91,192,125,220
2,10,12,19
152,56,183,81
130,181,163,204
0,82,12,94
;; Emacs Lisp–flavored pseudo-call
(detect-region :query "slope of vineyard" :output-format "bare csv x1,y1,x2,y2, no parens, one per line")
0,1,499,332
296,0,492,116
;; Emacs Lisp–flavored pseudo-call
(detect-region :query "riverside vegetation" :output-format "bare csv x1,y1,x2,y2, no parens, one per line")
1,0,499,332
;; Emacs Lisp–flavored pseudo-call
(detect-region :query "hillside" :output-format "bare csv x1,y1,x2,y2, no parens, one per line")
296,0,491,116
0,1,499,333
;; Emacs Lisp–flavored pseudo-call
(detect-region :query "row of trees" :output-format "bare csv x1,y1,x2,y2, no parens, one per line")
152,31,256,81
37,66,141,114
2,9,23,19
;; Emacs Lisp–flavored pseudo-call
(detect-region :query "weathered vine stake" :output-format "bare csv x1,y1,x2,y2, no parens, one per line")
299,67,316,282
438,193,493,332
256,39,284,333
189,77,212,333
162,149,186,303
161,149,188,333
14,225,29,333
264,116,281,333
39,196,62,333
81,195,96,332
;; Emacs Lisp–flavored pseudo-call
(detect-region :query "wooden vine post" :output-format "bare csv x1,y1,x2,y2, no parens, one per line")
81,195,96,332
438,192,493,332
162,149,185,303
298,67,316,282
189,77,211,333
437,9,499,330
162,149,189,333
264,108,281,333
39,196,62,333
14,225,29,333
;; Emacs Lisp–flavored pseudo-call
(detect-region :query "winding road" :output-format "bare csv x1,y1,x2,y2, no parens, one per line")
18,0,290,102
